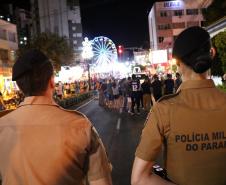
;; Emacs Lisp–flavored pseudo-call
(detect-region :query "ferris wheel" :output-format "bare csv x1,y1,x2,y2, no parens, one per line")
91,36,118,65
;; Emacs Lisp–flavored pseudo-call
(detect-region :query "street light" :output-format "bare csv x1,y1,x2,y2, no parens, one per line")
82,37,93,91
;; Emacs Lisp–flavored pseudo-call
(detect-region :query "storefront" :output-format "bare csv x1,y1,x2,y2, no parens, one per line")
0,67,20,110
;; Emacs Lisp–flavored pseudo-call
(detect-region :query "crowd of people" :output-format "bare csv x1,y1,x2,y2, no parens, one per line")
0,80,97,110
0,72,182,113
54,80,90,99
97,72,182,114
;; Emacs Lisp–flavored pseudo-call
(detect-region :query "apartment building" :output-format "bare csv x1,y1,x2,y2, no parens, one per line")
148,0,212,50
0,18,18,78
30,0,83,61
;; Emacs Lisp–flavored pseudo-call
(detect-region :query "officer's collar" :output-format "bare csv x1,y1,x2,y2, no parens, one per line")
180,79,215,90
18,96,58,107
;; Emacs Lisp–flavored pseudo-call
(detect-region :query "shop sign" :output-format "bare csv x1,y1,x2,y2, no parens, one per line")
164,1,182,8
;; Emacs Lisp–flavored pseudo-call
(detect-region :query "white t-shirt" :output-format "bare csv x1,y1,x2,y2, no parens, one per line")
112,86,119,95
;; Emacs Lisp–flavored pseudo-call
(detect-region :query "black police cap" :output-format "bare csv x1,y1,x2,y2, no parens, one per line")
172,26,210,59
12,49,50,81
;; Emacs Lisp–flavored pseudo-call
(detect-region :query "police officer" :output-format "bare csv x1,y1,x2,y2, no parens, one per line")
131,26,226,185
0,49,112,185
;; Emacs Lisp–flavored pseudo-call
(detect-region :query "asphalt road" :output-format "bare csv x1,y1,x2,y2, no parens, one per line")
76,98,148,185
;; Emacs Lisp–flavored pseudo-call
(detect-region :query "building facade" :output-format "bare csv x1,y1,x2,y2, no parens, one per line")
148,0,212,50
0,4,32,48
0,19,18,78
30,0,83,61
15,8,32,46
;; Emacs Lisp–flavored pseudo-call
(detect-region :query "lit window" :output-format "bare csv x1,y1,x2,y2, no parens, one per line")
72,26,76,31
76,33,82,37
186,9,199,15
160,11,167,17
174,10,184,16
158,24,171,30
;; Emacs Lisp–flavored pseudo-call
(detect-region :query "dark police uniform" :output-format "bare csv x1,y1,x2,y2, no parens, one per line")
136,79,226,185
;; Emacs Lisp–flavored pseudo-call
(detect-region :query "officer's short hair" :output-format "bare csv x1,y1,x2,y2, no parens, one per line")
12,49,54,96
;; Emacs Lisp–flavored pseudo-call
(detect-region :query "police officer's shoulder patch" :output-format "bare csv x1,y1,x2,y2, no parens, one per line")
157,90,181,103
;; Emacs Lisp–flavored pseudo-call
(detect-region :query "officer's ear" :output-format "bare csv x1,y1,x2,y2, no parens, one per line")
210,47,216,59
49,76,55,89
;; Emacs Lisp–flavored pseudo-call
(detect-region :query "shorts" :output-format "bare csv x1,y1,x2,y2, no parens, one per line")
114,95,120,99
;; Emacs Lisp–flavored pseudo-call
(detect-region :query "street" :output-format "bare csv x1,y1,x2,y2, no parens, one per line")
76,99,147,185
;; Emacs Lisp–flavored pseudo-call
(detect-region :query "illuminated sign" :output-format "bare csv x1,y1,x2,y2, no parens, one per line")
151,50,168,64
164,1,181,8
133,67,141,73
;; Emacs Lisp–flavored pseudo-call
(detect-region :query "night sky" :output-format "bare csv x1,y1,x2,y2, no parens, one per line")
4,0,159,47
80,0,156,47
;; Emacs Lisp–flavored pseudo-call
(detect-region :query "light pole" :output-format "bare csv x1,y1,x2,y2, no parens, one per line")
82,37,93,91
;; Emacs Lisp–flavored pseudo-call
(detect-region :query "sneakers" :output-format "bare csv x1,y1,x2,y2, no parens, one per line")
128,110,135,115
128,111,140,115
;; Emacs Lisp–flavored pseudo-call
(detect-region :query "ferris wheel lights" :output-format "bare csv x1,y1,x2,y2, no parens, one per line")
92,36,118,66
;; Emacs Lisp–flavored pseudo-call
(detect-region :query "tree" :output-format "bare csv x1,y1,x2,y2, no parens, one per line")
211,51,224,76
203,0,226,26
171,64,178,74
17,33,74,71
211,50,224,76
211,31,226,76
